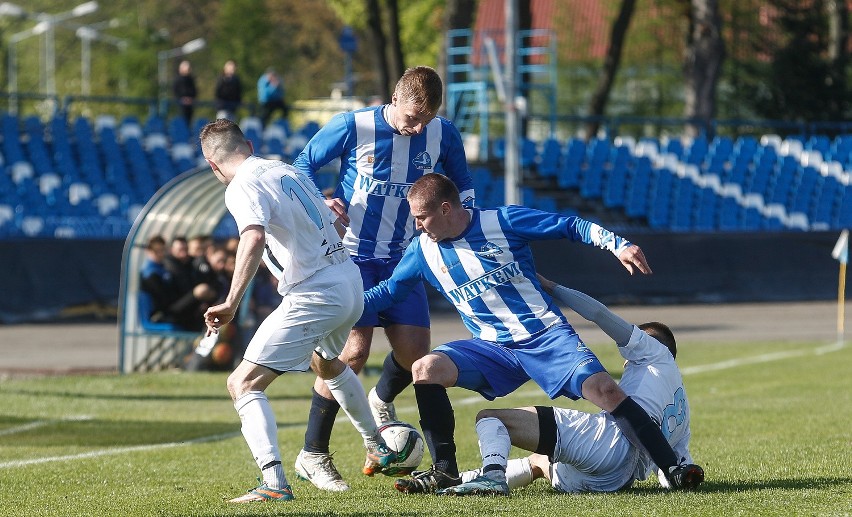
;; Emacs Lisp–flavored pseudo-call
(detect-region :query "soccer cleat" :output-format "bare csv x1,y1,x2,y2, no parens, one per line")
294,449,350,492
368,387,397,424
437,474,509,496
227,483,294,503
394,465,461,494
666,463,705,490
363,442,398,476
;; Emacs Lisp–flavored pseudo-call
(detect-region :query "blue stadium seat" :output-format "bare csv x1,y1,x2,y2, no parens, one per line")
537,138,562,178
602,161,628,208
168,116,191,144
693,188,718,231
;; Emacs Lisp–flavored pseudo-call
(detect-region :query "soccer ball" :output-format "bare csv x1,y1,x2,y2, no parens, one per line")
378,421,425,476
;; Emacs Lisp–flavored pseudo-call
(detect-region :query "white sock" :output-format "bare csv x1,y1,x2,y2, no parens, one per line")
324,366,380,447
262,462,287,489
234,391,286,486
476,417,510,480
505,457,534,489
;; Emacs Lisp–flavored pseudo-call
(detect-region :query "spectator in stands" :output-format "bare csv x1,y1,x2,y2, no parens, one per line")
215,59,242,121
257,67,288,128
164,235,219,332
139,235,175,325
173,60,197,128
188,234,218,288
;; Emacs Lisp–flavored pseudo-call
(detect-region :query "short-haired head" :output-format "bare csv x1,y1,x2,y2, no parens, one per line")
146,235,166,250
638,321,677,359
199,119,251,164
408,173,461,212
393,66,443,114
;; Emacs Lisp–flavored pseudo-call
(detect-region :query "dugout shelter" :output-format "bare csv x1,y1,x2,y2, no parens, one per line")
118,164,226,373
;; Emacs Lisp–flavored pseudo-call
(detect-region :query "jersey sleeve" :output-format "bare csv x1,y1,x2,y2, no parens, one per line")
292,112,353,184
501,206,632,257
439,120,476,207
363,239,426,313
620,326,675,364
225,179,270,233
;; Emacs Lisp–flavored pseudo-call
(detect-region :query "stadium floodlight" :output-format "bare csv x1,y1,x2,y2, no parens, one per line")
180,38,206,55
0,2,26,18
73,22,126,95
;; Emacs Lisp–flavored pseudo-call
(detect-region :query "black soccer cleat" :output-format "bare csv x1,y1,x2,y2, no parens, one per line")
667,463,704,490
394,465,461,494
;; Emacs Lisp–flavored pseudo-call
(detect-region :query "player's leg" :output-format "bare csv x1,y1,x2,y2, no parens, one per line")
369,280,431,424
226,304,298,503
296,258,382,490
581,372,703,490
370,323,429,423
310,352,396,476
400,340,529,494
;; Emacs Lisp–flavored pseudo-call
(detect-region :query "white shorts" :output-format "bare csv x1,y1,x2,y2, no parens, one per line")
548,407,640,493
243,260,364,373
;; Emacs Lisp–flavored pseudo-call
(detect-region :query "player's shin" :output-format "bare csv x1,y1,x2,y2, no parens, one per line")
414,383,459,476
324,366,380,444
234,391,288,489
475,417,510,482
611,396,678,471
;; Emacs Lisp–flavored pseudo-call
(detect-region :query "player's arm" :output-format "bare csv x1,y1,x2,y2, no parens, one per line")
503,206,651,275
441,121,476,207
363,242,425,313
204,225,265,335
538,275,633,346
292,113,353,223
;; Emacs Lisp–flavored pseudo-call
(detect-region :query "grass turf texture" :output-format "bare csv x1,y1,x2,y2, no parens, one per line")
1,338,850,516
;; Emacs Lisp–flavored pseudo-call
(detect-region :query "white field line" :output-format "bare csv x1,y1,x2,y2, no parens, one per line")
2,340,845,469
0,415,93,437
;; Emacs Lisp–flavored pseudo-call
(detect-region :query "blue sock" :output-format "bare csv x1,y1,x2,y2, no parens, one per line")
375,352,412,402
302,389,340,454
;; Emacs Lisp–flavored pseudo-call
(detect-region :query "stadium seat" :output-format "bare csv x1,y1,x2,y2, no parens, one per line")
21,215,45,237
537,138,562,178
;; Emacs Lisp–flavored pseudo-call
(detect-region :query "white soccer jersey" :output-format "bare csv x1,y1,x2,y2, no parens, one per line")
293,106,475,259
618,325,693,478
225,156,349,294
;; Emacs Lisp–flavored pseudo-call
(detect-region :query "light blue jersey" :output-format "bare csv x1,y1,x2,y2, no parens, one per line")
293,106,475,259
364,206,632,344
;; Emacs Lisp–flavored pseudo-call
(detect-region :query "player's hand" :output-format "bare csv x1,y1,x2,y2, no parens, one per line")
325,198,349,226
619,244,652,275
204,303,237,336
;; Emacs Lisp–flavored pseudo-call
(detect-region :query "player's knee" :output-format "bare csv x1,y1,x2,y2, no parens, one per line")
411,353,455,386
476,409,499,422
226,371,246,401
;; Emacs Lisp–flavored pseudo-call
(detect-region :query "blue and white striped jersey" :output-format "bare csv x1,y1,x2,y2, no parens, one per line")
293,105,475,259
364,206,633,344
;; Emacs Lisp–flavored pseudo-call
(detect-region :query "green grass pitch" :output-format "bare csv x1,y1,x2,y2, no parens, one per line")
1,337,850,516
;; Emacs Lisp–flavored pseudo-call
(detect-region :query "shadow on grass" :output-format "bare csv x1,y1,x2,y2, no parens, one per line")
625,476,852,493
0,417,306,448
0,387,310,402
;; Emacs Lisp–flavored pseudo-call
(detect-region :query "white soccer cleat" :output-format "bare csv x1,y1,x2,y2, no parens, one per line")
294,449,350,492
368,387,397,425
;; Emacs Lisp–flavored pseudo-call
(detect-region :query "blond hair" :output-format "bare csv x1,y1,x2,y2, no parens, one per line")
393,66,443,114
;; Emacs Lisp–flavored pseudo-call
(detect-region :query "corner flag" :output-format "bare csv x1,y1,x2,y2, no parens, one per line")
832,230,848,342
832,230,848,264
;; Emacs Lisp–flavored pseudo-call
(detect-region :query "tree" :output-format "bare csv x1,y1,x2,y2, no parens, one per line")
584,0,637,139
682,0,725,137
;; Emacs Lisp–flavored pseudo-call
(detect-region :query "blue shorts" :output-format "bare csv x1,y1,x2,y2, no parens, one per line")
434,323,606,401
353,255,430,328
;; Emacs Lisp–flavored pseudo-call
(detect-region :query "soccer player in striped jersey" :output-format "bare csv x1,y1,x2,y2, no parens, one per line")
292,66,475,491
363,173,703,494
448,279,702,496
